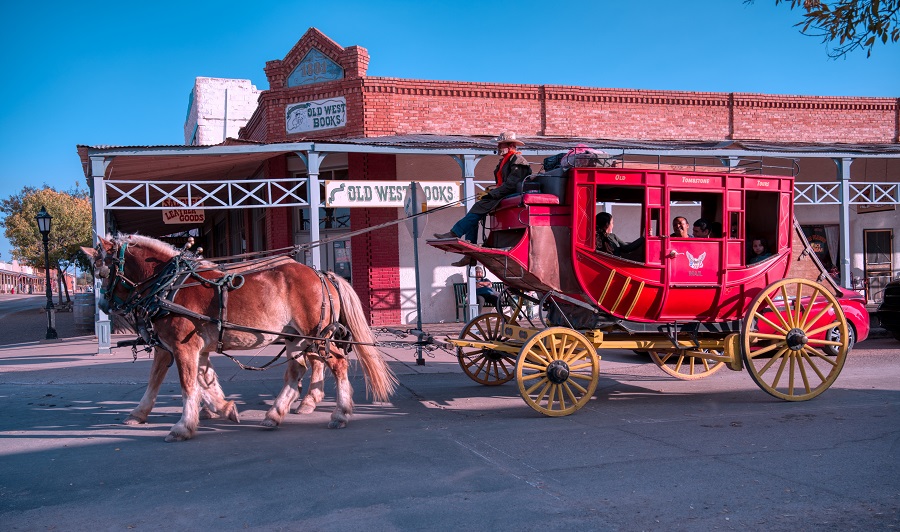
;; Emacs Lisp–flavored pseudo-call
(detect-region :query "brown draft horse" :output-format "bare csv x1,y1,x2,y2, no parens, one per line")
86,234,396,442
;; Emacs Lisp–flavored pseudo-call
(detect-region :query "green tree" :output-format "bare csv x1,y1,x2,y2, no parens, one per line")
751,0,900,57
1,186,93,304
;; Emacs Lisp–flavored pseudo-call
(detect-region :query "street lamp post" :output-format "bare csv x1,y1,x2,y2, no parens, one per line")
35,206,57,340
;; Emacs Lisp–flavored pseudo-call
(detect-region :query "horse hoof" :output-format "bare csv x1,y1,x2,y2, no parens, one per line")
327,421,347,429
226,405,241,424
199,407,215,420
296,402,316,415
260,419,279,430
165,432,191,442
123,415,145,426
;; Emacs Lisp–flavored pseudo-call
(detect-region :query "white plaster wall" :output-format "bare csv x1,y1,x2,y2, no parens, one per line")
395,153,498,325
184,77,260,145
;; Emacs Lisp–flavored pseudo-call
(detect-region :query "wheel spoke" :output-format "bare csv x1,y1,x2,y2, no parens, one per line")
756,346,789,376
756,313,789,335
799,348,828,381
568,362,594,372
526,376,549,394
803,302,835,336
557,385,566,411
803,344,839,367
567,378,588,395
749,332,793,341
535,381,552,405
806,338,843,347
563,382,580,405
746,341,786,358
768,351,790,389
569,372,595,381
793,281,805,328
779,285,795,328
799,289,820,330
806,321,842,338
763,294,792,332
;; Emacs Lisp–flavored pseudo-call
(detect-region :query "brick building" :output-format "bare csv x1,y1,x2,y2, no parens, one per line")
81,27,899,351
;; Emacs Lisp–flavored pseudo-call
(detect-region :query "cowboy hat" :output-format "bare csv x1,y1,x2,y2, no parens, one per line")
493,131,524,146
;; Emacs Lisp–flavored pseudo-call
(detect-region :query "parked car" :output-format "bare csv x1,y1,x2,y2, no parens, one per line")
876,279,900,341
757,290,869,355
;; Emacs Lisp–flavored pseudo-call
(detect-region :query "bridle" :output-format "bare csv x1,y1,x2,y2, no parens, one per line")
95,241,140,311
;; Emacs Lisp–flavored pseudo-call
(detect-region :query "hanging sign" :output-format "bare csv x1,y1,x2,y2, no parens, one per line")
162,198,205,225
286,97,346,134
325,181,460,208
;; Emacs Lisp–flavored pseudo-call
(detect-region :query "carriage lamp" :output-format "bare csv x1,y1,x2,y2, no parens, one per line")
35,206,57,340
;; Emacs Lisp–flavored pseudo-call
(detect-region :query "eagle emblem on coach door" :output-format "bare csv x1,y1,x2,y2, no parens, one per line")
686,251,706,269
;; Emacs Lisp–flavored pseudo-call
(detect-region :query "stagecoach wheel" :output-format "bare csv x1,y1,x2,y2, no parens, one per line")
516,327,599,416
457,312,516,386
649,349,726,380
741,278,849,401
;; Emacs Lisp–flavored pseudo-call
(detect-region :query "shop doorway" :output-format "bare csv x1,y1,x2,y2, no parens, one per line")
864,229,893,303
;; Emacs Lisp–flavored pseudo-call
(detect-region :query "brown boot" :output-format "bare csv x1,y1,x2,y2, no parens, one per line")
451,256,476,267
433,231,458,239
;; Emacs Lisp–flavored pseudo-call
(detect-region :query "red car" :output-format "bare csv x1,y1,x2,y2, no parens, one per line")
756,290,869,355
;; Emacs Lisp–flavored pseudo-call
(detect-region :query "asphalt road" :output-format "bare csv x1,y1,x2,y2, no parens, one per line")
0,323,898,531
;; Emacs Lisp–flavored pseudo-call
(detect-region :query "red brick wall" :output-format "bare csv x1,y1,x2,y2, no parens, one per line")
247,76,898,144
264,155,294,250
348,153,401,326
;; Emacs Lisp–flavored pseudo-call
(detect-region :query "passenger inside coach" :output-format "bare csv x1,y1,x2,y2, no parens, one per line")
596,212,644,261
692,218,712,238
671,216,690,237
748,238,773,264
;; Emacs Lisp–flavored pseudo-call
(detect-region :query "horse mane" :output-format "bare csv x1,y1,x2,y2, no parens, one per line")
111,233,216,268
113,233,178,259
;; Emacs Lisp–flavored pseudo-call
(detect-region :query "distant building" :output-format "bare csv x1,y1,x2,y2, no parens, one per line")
184,77,261,146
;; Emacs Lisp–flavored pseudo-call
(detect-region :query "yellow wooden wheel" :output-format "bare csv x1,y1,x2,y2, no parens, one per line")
516,327,600,416
741,278,849,401
649,349,725,380
457,312,516,386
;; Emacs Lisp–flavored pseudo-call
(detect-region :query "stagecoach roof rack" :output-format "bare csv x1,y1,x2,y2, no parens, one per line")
571,152,800,176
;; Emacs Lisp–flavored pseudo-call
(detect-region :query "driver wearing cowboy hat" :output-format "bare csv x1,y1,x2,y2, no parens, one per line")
433,131,532,267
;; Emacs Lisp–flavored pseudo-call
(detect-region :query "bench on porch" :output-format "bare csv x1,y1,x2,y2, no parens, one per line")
453,281,505,322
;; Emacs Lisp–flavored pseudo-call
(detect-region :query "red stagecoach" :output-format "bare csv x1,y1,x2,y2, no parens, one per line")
429,156,854,416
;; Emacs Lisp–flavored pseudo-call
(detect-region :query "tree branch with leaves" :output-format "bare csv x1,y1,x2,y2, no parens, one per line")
750,0,900,58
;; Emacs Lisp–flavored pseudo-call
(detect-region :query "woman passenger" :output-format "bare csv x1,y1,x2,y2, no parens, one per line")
596,212,644,260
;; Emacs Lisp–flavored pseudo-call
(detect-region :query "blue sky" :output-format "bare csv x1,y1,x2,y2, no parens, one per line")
1,0,898,261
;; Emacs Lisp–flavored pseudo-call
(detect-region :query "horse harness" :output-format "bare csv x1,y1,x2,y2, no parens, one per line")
99,241,354,370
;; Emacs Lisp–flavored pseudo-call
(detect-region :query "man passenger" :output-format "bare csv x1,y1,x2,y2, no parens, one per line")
692,218,711,238
671,216,690,237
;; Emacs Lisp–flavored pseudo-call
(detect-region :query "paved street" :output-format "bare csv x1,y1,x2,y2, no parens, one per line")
0,299,898,531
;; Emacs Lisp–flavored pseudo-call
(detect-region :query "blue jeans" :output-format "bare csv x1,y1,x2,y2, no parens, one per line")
451,211,484,243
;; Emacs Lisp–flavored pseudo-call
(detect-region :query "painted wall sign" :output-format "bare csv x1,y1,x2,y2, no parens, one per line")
162,198,205,225
325,181,461,208
286,97,346,134
287,49,344,87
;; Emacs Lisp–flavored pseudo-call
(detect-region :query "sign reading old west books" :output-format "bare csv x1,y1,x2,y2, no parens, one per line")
325,181,461,208
286,97,346,134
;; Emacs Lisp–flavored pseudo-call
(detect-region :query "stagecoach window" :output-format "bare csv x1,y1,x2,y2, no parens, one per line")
730,212,741,239
745,191,780,265
669,191,723,238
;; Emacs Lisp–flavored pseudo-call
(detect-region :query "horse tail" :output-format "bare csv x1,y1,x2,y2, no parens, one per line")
327,272,397,402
